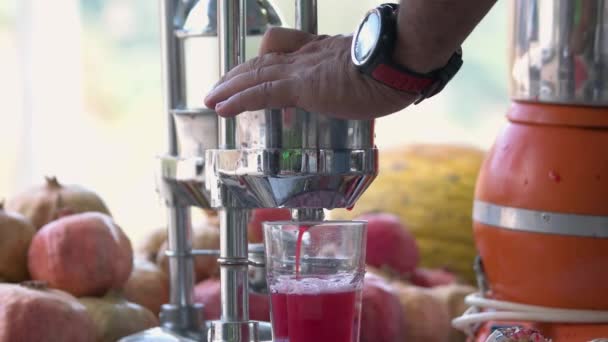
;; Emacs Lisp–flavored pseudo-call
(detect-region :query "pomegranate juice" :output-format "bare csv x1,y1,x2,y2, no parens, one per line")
294,225,309,278
270,279,361,342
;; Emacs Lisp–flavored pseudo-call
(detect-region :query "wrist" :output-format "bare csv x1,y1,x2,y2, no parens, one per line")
391,4,460,73
392,39,453,74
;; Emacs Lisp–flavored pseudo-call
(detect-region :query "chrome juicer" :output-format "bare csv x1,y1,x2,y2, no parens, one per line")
122,1,377,341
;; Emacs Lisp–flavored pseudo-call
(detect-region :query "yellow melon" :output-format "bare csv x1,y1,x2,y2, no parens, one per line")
332,144,485,284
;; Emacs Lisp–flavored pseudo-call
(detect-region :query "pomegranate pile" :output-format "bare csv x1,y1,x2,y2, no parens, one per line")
2,176,558,342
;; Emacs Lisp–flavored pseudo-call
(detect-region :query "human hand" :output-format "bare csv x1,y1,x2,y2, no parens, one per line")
204,27,416,120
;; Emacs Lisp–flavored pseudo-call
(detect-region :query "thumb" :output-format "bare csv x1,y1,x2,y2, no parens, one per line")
259,27,317,55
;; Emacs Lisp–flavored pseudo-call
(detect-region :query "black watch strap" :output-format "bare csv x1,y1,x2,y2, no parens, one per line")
356,3,463,104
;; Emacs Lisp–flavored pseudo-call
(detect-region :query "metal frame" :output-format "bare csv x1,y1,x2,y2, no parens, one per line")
123,1,379,341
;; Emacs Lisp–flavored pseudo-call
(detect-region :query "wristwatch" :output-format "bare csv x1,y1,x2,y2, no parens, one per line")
351,3,463,104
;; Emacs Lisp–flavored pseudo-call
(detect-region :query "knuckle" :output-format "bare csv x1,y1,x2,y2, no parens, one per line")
262,27,281,43
253,65,266,83
260,81,273,98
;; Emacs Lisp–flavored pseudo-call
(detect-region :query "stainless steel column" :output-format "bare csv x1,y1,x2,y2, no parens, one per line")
214,1,254,341
296,0,317,34
218,209,250,322
159,0,204,337
218,0,245,149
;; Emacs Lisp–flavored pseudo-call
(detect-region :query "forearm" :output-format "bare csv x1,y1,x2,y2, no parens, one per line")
394,0,497,72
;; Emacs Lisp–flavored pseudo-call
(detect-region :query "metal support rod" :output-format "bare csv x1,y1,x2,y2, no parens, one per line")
160,0,180,156
218,0,246,149
217,0,250,332
167,206,195,306
219,209,250,322
158,0,204,338
296,0,317,34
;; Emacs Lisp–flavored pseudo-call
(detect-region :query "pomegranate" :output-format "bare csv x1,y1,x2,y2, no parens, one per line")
157,223,220,282
486,327,551,342
392,282,451,342
6,176,111,230
193,278,270,321
136,226,167,262
0,281,96,342
123,258,170,315
357,212,420,278
28,212,133,297
360,272,406,342
428,284,477,342
79,292,159,342
248,208,292,243
410,267,458,287
0,201,36,282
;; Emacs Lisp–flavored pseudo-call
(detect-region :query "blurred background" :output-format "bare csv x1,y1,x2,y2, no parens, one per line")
0,0,509,243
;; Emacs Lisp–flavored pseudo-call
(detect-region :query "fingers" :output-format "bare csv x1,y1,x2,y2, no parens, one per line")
205,63,291,106
204,55,291,108
259,27,317,55
214,79,299,117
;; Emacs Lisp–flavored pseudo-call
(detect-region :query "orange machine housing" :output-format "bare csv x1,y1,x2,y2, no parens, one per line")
472,101,608,340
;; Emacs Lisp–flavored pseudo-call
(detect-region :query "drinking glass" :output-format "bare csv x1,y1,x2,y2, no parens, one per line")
263,220,367,342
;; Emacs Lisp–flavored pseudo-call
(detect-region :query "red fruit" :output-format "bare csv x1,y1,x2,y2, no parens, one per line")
28,212,133,297
360,273,406,342
392,282,451,342
248,208,292,243
0,282,96,342
123,259,169,315
487,327,550,342
410,268,457,287
357,213,419,277
6,176,111,230
193,278,270,321
0,202,36,282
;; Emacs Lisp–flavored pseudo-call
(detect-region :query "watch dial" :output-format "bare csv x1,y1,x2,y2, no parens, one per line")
354,11,381,64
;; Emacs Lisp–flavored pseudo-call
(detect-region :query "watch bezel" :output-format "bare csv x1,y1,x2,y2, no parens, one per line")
351,9,382,67
351,4,397,70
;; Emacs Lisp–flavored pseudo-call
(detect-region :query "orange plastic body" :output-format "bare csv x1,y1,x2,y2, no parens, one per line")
474,101,608,309
473,321,608,342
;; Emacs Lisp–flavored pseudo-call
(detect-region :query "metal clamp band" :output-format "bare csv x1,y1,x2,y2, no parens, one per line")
164,249,221,257
473,200,608,238
217,257,250,266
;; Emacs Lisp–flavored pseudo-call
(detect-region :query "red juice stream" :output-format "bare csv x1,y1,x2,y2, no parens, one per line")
294,225,309,279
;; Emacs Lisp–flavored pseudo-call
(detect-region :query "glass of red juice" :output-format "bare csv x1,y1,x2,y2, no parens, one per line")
263,220,367,342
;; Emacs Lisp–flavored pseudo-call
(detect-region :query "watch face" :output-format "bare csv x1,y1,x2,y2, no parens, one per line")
353,10,381,66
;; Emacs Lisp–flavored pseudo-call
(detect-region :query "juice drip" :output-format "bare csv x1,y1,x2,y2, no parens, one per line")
295,225,309,279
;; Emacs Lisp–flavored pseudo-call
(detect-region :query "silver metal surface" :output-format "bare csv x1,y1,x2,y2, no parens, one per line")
208,321,260,342
179,0,284,108
233,109,375,150
291,208,325,221
157,156,210,208
219,209,250,323
144,0,378,341
217,0,245,149
160,206,208,338
296,0,317,34
473,200,608,237
510,0,608,105
206,148,378,209
160,303,206,340
173,108,218,157
118,327,200,342
160,0,193,155
164,249,221,257
247,244,267,294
